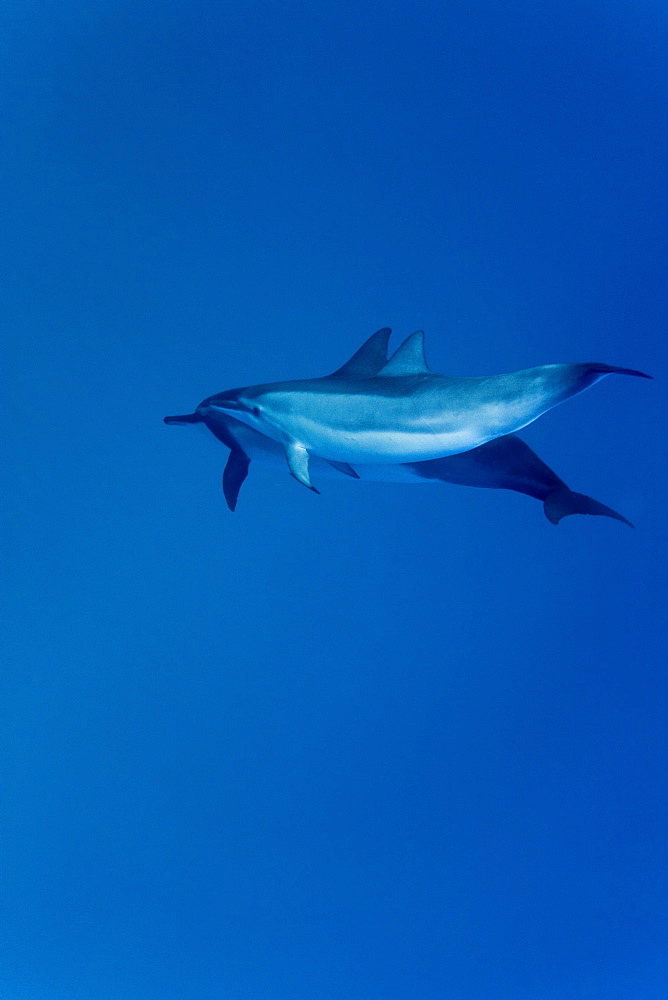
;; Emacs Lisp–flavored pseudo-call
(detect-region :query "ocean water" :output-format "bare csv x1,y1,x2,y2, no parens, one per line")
2,3,667,998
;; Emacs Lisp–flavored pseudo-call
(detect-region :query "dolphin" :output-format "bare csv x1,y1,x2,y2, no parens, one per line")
190,331,650,491
165,330,632,525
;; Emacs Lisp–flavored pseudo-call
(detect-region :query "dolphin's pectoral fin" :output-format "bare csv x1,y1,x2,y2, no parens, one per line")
324,459,360,479
222,448,251,512
285,441,320,494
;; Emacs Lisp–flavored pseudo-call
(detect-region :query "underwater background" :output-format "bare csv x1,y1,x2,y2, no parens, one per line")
3,2,667,998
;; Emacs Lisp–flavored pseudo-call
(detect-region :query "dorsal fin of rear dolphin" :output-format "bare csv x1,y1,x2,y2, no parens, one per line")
376,330,431,376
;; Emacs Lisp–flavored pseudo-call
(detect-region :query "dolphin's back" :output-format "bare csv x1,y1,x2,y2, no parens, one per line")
247,365,617,463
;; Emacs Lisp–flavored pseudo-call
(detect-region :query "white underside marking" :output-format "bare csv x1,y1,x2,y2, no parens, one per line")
298,427,488,463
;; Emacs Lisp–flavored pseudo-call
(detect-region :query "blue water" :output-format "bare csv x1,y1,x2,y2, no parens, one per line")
3,3,667,998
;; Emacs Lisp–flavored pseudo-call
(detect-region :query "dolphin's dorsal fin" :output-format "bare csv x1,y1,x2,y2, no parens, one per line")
327,328,391,378
377,331,430,376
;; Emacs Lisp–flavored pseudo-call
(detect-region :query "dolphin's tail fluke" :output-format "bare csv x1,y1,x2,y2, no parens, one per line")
543,487,633,527
585,364,652,379
164,413,201,424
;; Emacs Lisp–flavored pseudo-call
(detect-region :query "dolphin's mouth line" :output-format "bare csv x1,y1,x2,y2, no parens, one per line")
210,399,243,411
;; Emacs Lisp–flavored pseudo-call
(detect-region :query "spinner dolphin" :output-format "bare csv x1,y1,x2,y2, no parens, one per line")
177,330,650,491
165,330,634,524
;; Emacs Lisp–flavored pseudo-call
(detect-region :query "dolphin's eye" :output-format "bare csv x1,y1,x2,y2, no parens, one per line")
252,406,261,418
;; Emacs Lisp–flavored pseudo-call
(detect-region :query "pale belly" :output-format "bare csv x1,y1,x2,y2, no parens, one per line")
295,424,490,464
210,417,438,484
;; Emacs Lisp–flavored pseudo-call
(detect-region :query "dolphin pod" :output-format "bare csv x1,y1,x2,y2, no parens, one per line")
191,330,650,491
165,329,645,525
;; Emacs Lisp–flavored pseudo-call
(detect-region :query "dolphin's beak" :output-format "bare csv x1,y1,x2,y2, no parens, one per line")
164,413,201,424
